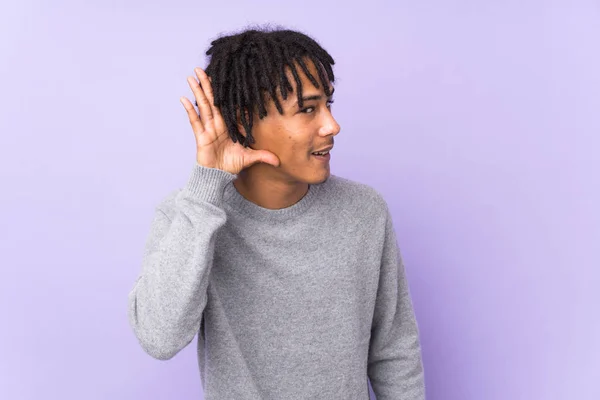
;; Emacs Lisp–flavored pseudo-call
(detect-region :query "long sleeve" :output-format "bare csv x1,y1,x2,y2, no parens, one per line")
367,206,426,399
128,164,236,360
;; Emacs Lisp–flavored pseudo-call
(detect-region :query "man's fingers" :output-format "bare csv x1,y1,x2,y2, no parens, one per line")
180,96,204,134
193,69,216,123
195,68,214,104
196,68,225,124
187,75,213,125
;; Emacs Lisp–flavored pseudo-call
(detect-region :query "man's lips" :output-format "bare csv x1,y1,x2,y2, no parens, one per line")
311,145,334,155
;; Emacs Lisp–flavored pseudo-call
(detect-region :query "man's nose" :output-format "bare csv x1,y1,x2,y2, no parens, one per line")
320,113,341,136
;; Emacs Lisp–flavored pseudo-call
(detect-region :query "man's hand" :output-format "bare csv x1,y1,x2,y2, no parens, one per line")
180,67,280,174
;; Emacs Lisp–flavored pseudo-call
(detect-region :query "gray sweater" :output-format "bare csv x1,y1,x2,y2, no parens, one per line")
128,164,425,399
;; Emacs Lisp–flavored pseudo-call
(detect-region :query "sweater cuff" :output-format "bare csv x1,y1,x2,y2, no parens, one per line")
183,164,236,205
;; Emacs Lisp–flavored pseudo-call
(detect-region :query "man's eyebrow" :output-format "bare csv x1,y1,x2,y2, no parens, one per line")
294,87,335,106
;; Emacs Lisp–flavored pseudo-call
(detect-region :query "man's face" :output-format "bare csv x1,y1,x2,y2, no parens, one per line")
243,59,341,185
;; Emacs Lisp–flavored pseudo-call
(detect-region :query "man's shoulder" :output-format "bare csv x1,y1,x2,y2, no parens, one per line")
153,175,391,219
324,174,389,213
154,188,183,219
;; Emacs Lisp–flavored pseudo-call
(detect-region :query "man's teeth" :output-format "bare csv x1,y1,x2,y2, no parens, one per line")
313,151,329,156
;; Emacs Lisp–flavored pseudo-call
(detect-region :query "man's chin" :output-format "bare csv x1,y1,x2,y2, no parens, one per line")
284,166,331,186
309,170,331,185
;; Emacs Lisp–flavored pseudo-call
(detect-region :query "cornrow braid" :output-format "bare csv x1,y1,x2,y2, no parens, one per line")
201,26,335,147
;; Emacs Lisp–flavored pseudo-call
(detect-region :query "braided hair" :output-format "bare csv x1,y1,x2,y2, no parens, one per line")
200,26,336,147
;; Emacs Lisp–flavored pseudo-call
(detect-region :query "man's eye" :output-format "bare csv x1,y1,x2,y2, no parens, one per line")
301,100,335,114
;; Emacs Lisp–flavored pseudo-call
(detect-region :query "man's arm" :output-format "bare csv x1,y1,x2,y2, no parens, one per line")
367,205,426,399
128,165,235,360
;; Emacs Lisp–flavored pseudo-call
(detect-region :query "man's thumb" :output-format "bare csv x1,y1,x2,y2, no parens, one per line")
254,150,280,168
257,150,279,167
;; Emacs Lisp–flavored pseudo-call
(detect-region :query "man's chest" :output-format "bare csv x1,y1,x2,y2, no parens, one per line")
209,219,382,324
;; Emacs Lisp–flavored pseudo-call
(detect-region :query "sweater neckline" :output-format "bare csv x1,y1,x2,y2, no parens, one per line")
223,178,325,221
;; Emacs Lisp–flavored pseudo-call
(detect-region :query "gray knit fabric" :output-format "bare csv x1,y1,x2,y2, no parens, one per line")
128,164,425,399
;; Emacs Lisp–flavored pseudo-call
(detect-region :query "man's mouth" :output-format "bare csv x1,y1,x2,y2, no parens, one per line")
311,144,333,156
311,150,331,161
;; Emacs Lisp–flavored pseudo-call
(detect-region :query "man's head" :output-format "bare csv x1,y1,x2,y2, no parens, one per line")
203,26,341,184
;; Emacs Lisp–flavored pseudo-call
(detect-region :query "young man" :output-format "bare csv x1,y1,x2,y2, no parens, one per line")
128,27,425,399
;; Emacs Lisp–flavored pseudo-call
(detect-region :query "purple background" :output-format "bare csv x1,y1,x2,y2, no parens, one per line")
2,1,599,399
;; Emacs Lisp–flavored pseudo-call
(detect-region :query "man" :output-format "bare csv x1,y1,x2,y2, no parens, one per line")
128,27,426,399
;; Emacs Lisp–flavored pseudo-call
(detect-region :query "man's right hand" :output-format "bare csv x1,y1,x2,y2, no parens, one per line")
180,67,280,175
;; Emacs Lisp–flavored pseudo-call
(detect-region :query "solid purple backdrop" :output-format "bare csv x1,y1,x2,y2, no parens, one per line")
1,1,598,399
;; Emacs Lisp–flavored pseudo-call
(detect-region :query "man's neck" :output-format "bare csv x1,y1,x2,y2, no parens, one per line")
232,168,309,210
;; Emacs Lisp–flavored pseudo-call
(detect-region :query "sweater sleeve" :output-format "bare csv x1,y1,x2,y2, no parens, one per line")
128,164,236,360
367,205,426,399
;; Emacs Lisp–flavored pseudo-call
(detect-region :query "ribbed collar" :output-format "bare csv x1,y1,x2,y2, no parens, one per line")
223,178,327,222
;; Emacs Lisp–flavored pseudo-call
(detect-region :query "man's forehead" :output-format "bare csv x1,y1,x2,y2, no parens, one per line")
277,82,334,105
283,64,333,95
286,58,325,79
